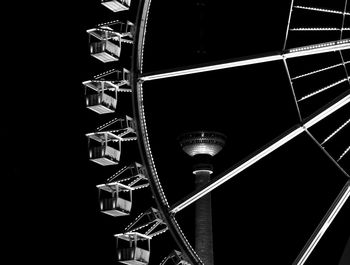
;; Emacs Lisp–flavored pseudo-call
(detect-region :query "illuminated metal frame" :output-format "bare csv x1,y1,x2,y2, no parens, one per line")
140,39,349,81
131,0,350,264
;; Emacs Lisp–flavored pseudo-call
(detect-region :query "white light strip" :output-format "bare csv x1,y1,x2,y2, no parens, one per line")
292,63,344,80
170,93,350,214
140,40,349,81
337,146,350,162
140,54,282,81
285,39,350,58
298,78,348,102
322,118,350,145
290,27,340,31
294,182,350,265
170,126,304,214
294,5,347,15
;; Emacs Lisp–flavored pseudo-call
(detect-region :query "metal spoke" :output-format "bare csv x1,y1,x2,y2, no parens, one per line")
292,180,350,265
283,58,302,122
291,62,346,80
140,39,350,81
140,52,282,81
297,78,348,102
284,39,350,58
170,91,350,214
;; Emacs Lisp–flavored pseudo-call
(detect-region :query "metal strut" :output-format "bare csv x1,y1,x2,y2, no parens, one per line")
292,181,350,265
170,91,350,214
106,162,149,189
139,39,350,81
93,115,137,141
124,207,168,237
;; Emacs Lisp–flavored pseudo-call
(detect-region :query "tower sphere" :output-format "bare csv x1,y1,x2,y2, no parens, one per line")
178,131,226,157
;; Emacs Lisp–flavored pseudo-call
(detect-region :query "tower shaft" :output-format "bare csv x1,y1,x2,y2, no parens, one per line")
178,131,226,265
194,170,214,265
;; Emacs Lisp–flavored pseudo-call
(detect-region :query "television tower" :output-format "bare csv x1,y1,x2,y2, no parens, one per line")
179,131,226,265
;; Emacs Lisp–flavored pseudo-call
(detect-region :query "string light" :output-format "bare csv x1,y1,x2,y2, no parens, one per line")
129,176,143,187
97,20,122,27
159,255,168,265
121,39,133,44
145,222,160,235
287,39,350,54
337,146,350,162
132,183,150,190
290,27,340,31
292,63,345,80
150,227,169,237
93,68,118,79
321,118,350,145
298,78,347,102
294,5,346,15
97,117,121,131
124,211,145,232
107,165,129,182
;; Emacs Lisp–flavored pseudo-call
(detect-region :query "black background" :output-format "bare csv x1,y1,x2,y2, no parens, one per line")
5,0,350,264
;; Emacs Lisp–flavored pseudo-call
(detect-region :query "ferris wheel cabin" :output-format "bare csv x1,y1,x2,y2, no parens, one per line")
83,69,131,114
101,0,131,13
115,232,151,265
84,81,118,114
87,20,135,63
89,37,121,63
87,132,122,166
97,182,133,216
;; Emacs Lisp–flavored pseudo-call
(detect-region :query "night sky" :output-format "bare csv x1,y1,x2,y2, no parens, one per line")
6,0,350,264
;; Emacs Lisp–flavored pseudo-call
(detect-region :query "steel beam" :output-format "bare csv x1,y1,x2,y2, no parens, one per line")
140,39,350,81
170,92,350,214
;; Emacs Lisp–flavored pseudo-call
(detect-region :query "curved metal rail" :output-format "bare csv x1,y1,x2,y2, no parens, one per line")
131,0,203,263
130,1,350,264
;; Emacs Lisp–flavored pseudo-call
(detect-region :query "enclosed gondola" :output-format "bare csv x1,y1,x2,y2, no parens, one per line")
115,232,151,265
97,182,133,216
101,0,131,13
87,132,122,166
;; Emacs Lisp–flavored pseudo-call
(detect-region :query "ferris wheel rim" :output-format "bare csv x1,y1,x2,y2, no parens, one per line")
131,0,204,264
130,1,350,264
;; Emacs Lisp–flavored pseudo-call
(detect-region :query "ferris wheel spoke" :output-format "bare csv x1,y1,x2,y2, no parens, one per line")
170,91,350,214
284,39,350,58
140,51,282,81
139,39,350,81
292,180,350,265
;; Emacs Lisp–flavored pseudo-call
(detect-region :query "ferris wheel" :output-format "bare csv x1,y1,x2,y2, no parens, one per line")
83,0,350,264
